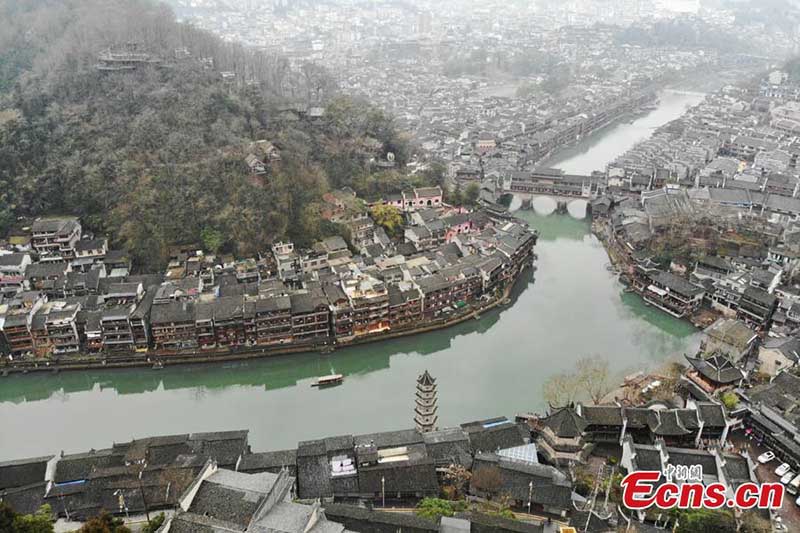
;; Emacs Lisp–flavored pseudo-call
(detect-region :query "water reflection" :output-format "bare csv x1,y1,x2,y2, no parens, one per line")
0,91,711,458
0,272,524,406
0,212,699,459
543,90,707,175
531,196,557,215
567,200,587,220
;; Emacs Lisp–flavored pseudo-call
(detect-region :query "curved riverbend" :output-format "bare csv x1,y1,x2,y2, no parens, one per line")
543,89,707,175
0,89,705,459
0,211,698,458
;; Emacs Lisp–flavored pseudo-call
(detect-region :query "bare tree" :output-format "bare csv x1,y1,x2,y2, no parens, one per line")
542,371,579,407
542,356,614,406
576,356,613,405
442,464,471,499
471,466,503,497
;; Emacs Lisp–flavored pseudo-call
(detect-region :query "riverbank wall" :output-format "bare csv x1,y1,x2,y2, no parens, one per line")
590,218,710,330
508,89,658,168
0,267,531,376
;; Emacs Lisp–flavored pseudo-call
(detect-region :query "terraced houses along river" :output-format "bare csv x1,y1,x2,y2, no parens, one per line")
0,90,705,460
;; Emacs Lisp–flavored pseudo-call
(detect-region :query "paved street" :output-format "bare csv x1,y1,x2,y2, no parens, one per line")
733,432,800,531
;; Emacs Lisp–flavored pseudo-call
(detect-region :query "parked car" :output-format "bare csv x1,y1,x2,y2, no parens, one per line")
759,451,776,464
789,473,800,495
795,495,800,507
776,463,792,476
781,471,795,484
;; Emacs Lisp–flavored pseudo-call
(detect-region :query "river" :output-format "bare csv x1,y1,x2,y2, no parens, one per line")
542,89,707,175
0,90,704,460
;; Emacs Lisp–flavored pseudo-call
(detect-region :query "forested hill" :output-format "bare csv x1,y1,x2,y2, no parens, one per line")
0,0,423,270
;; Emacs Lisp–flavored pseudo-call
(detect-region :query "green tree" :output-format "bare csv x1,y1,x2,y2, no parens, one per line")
370,204,403,237
672,508,736,533
141,513,165,533
464,182,481,206
77,511,131,533
0,191,14,236
720,391,739,410
420,162,447,189
738,510,771,533
541,64,572,95
447,185,464,207
4,504,55,533
0,502,15,531
0,0,415,270
200,227,225,255
415,498,466,521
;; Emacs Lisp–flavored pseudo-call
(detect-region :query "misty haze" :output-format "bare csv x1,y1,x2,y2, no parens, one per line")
0,1,799,532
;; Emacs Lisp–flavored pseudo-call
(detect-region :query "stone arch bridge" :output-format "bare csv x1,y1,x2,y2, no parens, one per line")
494,167,604,215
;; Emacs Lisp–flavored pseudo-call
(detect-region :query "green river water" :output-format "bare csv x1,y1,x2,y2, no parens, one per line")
0,91,705,459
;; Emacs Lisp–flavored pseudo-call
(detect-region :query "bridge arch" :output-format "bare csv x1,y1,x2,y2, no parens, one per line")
566,198,588,219
516,194,589,219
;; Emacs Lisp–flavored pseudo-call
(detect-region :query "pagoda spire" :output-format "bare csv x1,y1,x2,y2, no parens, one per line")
414,370,438,433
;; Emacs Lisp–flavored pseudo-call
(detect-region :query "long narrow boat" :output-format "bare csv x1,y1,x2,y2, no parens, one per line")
312,374,344,387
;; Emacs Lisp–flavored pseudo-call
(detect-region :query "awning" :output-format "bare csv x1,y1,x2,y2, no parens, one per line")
647,284,668,297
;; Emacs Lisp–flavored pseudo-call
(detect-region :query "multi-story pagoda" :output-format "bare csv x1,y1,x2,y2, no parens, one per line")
414,370,438,433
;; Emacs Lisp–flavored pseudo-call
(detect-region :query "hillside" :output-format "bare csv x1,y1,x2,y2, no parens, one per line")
0,0,420,270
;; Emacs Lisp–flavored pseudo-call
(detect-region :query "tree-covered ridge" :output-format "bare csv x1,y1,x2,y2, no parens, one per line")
0,0,414,270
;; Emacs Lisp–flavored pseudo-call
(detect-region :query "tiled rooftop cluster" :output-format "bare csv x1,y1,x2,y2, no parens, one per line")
1,417,575,529
0,201,536,360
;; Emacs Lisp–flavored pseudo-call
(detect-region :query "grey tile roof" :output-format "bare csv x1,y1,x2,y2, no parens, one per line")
721,455,753,484
357,457,439,495
189,431,249,468
150,300,196,324
324,503,438,532
54,448,119,483
580,405,622,426
648,410,692,436
0,482,47,515
541,407,588,438
188,472,268,527
0,455,52,490
238,450,297,474
290,293,328,315
455,511,545,533
354,429,423,449
471,454,571,509
632,447,662,471
0,253,28,268
26,262,67,280
650,270,704,297
296,440,332,499
461,417,528,454
686,354,745,384
168,511,243,533
742,286,777,308
424,428,473,468
256,295,292,313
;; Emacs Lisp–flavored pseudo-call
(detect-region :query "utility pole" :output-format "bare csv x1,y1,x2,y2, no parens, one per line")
381,476,385,508
60,493,71,522
527,480,533,514
584,463,604,533
138,462,151,522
